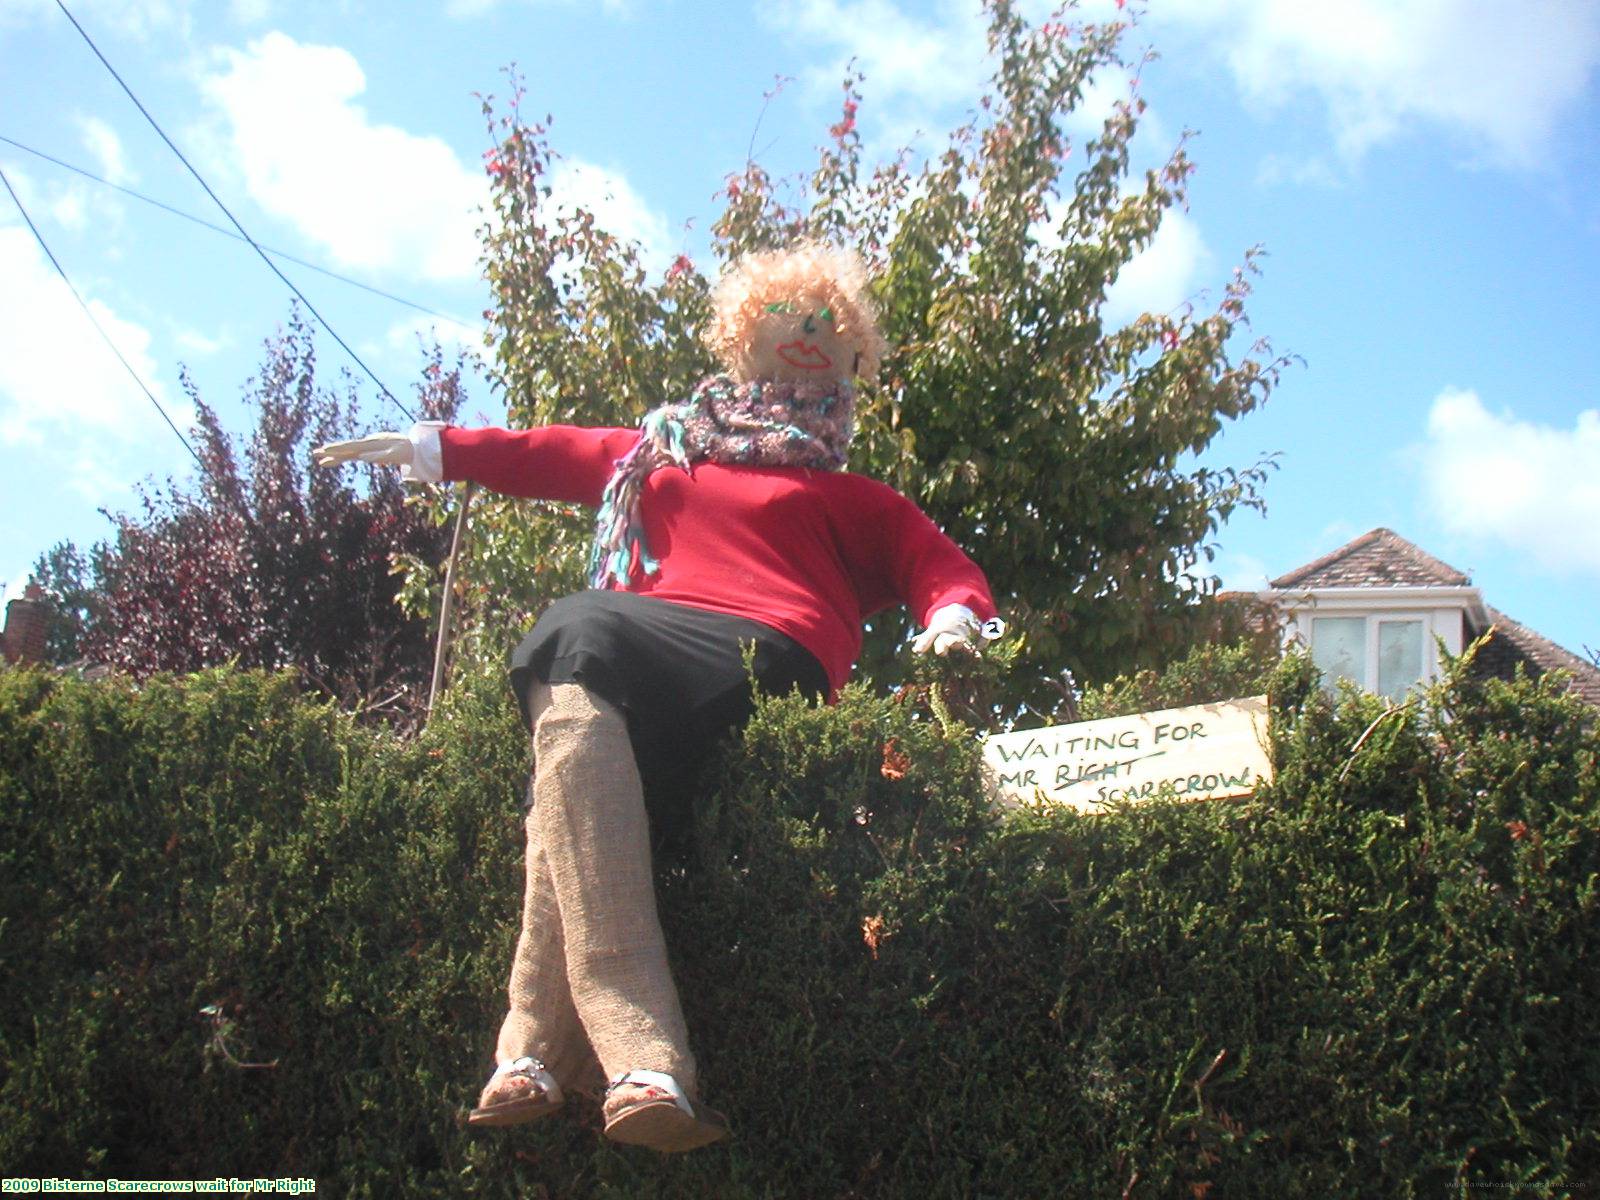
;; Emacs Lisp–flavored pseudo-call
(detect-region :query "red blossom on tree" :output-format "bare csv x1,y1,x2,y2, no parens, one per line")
830,89,860,143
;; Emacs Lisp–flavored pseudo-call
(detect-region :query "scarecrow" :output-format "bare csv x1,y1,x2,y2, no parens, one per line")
314,242,997,1152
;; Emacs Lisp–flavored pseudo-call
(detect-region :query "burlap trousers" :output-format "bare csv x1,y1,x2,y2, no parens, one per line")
493,681,696,1095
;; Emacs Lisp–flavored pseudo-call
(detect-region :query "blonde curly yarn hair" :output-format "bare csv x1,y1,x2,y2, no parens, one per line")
706,243,886,384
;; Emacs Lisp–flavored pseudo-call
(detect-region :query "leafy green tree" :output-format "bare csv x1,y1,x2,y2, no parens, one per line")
27,541,106,666
436,0,1288,719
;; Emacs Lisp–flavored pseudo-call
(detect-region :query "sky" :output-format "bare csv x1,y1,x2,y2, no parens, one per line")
2,0,1597,666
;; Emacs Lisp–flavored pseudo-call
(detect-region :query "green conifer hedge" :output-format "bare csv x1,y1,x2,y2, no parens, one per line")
1,653,1594,1196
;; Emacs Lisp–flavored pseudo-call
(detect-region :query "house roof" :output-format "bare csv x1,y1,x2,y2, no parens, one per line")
1474,606,1600,710
1270,528,1471,589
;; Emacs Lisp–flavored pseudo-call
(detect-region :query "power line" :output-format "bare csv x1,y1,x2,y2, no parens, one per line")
54,0,415,423
0,163,205,472
0,132,482,333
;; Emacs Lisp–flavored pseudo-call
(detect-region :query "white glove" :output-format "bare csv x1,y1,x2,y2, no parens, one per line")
912,603,982,656
312,432,413,469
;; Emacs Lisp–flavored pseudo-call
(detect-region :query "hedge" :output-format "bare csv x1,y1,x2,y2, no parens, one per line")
0,651,1595,1197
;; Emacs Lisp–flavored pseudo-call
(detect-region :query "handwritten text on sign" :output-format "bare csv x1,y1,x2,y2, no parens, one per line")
982,696,1272,812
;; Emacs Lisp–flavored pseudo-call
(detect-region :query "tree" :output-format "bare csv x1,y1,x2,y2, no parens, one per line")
430,0,1289,719
37,311,463,722
27,540,106,666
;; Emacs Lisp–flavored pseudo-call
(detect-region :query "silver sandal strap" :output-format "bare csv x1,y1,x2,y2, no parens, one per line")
491,1056,564,1105
605,1069,691,1115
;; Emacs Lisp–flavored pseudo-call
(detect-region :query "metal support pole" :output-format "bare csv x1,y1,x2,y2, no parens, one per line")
428,481,477,718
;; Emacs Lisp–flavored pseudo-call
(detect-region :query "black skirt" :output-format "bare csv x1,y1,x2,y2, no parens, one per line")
509,590,828,843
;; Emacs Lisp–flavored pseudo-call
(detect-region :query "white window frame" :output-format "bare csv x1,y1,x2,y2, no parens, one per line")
1266,585,1487,697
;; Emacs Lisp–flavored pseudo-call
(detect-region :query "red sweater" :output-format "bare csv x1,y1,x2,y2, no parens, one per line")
439,425,996,695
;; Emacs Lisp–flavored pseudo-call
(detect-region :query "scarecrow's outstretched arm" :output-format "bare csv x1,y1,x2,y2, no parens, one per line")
314,422,640,502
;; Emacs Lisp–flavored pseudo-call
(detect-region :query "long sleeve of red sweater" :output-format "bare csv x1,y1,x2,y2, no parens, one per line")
438,424,640,505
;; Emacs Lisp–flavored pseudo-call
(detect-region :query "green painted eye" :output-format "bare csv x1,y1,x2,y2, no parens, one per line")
763,301,798,315
819,306,834,322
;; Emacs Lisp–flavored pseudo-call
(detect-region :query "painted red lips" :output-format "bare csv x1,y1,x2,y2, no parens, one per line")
777,341,833,370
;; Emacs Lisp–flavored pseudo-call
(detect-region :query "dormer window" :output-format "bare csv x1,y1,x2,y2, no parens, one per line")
1310,613,1430,699
1261,528,1486,702
1261,528,1600,711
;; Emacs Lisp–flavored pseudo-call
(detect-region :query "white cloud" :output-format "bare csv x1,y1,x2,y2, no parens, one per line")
49,180,126,238
767,0,991,116
547,158,673,275
76,117,134,186
2,0,191,37
173,326,227,356
47,187,90,232
1066,69,1145,140
446,0,628,15
230,0,273,21
1102,207,1209,325
766,0,1169,174
382,314,485,362
1162,0,1600,167
1254,152,1341,189
1,159,121,238
0,224,193,478
1421,388,1600,575
197,33,484,282
1317,518,1363,546
1213,547,1271,593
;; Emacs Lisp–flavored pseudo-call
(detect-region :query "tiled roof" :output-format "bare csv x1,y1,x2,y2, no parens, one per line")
1270,528,1471,589
1473,606,1600,710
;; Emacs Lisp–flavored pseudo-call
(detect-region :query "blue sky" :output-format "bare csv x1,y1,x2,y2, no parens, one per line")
2,0,1597,664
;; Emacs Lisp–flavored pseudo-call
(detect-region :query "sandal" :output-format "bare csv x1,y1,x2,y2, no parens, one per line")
602,1070,729,1153
467,1056,565,1128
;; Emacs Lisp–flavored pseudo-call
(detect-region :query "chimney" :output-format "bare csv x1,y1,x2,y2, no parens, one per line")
3,582,49,667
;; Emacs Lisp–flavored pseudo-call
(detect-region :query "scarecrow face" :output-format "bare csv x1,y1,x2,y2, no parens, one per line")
737,298,857,387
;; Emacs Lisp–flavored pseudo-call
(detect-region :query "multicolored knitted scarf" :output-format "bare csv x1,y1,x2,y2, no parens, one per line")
588,373,855,589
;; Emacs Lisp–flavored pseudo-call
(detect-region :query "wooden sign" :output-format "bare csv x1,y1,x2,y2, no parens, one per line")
982,696,1272,812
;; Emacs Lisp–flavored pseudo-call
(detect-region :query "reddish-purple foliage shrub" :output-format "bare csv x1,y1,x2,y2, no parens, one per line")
72,313,462,721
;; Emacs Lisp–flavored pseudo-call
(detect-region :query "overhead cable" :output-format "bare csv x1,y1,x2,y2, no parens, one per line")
0,163,205,472
54,0,415,422
0,133,481,333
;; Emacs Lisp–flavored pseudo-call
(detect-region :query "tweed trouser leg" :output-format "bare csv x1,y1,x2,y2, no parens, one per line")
497,681,696,1093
